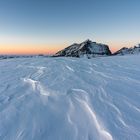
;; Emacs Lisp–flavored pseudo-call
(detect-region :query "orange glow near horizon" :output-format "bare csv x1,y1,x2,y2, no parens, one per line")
0,44,66,55
0,41,137,55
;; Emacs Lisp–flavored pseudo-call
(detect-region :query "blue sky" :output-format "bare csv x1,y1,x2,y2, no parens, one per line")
0,0,140,54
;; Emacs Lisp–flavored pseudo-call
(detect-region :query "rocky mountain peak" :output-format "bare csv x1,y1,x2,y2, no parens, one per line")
114,44,140,55
54,39,112,58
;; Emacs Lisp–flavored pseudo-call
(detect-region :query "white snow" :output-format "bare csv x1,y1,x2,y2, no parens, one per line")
0,55,140,140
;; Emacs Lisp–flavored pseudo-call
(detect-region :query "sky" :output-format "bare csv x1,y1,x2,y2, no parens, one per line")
0,0,140,54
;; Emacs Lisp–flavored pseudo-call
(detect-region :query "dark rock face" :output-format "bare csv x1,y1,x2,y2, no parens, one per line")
54,39,112,57
114,44,140,55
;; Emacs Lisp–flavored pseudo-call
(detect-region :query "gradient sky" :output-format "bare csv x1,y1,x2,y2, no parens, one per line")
0,0,140,54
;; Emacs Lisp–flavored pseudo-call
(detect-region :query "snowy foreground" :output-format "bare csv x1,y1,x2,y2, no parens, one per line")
0,55,140,140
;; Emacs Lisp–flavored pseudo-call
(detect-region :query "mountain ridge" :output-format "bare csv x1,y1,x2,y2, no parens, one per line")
114,44,140,55
54,39,112,58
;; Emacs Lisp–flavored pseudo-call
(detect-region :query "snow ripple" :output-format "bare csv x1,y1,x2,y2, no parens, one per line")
0,55,140,140
23,78,50,96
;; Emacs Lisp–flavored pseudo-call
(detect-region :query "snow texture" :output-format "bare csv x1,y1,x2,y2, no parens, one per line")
0,55,140,140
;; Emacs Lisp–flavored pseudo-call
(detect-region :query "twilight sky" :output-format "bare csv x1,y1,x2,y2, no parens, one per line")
0,0,140,54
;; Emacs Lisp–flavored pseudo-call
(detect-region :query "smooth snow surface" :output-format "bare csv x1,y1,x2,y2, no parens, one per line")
0,55,140,140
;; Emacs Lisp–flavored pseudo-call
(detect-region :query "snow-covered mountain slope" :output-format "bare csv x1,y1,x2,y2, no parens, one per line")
0,55,140,140
114,44,140,55
54,39,112,57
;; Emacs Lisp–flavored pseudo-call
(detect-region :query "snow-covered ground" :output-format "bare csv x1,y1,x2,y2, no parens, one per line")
0,55,140,140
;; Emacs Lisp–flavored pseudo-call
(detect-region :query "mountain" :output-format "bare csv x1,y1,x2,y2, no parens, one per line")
54,39,112,58
114,44,140,55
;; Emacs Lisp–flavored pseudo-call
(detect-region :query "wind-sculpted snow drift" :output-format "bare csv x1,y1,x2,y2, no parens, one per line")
0,55,140,140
